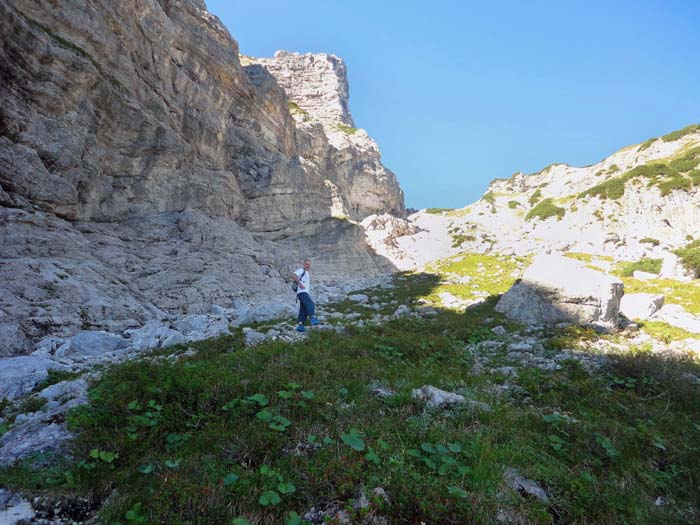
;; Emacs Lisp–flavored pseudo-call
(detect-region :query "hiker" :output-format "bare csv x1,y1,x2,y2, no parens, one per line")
291,258,319,332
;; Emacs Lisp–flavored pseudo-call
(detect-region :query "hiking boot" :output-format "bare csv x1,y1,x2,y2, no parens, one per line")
296,324,306,333
310,317,320,326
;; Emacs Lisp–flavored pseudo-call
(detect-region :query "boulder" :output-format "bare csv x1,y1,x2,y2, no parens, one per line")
651,304,700,334
0,356,69,401
620,293,665,320
0,321,31,357
660,253,693,281
124,321,185,352
495,254,623,330
411,385,465,409
251,302,296,323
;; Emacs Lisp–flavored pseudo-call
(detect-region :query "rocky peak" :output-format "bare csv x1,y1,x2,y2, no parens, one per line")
252,50,354,128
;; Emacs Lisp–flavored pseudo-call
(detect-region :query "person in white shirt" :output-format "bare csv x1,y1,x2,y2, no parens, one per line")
291,258,319,332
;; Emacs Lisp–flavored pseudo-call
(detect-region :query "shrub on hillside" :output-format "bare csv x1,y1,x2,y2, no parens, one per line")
528,188,542,206
637,138,656,152
639,237,660,246
507,200,519,209
657,176,692,196
482,191,495,205
661,123,700,142
620,258,663,277
674,240,700,277
525,198,565,221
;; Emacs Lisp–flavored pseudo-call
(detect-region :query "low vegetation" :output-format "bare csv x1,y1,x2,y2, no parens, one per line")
525,198,566,222
637,138,656,152
335,123,359,135
2,255,700,524
507,200,520,209
675,240,700,277
425,208,454,214
287,101,308,116
620,258,663,277
528,189,542,206
640,237,661,246
481,191,495,205
661,124,700,143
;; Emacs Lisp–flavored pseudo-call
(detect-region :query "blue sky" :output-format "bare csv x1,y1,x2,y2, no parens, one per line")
206,0,700,210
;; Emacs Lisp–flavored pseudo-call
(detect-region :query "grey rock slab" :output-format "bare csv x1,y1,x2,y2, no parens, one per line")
251,302,296,323
348,294,369,303
496,254,623,330
620,293,665,321
58,330,128,361
0,356,69,401
651,304,700,334
504,467,549,503
411,385,465,409
124,321,184,351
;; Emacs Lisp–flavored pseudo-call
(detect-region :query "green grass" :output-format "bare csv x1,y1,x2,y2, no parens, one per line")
525,198,566,222
607,164,620,174
482,191,495,205
335,123,359,135
638,138,656,152
528,189,542,206
2,262,700,524
578,163,688,200
507,200,520,209
618,276,700,316
287,101,308,116
661,124,700,143
620,258,663,277
425,208,454,214
640,237,660,246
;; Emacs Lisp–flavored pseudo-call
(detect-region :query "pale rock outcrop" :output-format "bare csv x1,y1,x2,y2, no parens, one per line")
0,0,404,354
0,355,69,401
620,293,665,320
651,304,700,334
411,385,465,408
495,254,624,329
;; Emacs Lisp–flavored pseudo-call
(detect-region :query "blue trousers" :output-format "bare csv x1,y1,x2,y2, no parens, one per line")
297,292,315,324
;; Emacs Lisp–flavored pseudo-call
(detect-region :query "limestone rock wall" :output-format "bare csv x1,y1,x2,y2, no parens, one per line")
0,0,404,355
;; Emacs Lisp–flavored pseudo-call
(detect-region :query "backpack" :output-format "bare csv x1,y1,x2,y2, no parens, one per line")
291,269,306,292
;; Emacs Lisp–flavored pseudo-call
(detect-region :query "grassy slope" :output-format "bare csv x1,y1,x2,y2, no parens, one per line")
1,257,699,524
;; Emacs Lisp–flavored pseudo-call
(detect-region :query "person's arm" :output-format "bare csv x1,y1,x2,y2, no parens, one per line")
291,271,305,288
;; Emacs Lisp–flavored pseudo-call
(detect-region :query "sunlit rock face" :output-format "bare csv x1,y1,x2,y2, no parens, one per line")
0,0,404,354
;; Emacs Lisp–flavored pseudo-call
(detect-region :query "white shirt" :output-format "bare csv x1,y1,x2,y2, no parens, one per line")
294,268,311,295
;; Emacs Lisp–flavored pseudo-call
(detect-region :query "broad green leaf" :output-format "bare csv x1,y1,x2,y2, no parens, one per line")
138,463,155,474
231,518,251,525
258,490,281,506
277,390,294,399
256,409,273,421
223,473,239,486
447,485,468,498
420,442,435,454
301,390,315,400
164,459,181,468
341,430,365,451
436,444,449,455
284,512,302,525
247,393,269,407
278,482,296,494
365,449,381,464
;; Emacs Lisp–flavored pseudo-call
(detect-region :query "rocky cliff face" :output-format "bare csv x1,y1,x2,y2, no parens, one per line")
364,125,700,269
0,0,404,355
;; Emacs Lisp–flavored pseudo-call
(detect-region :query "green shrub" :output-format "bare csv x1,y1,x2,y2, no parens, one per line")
669,147,700,172
507,200,519,209
425,208,453,214
690,170,700,186
607,164,620,174
528,189,542,205
287,101,308,116
620,258,663,277
579,163,681,200
674,240,700,276
639,237,660,246
335,123,358,134
451,234,476,247
661,124,700,142
637,138,656,152
525,198,565,221
657,176,691,196
482,191,495,205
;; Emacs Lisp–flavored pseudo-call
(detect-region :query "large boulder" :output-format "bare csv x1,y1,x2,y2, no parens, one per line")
620,293,665,320
0,356,69,401
495,254,623,329
56,331,129,362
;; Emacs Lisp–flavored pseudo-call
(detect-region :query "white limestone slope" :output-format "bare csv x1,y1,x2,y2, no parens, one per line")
363,126,700,269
